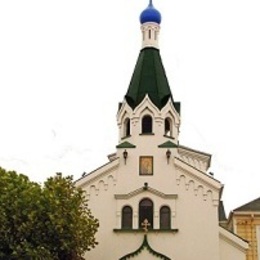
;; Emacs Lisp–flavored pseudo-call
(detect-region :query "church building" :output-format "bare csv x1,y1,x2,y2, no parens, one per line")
75,1,248,259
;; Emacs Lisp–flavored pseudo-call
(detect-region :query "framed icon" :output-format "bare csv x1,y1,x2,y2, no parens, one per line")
140,156,153,175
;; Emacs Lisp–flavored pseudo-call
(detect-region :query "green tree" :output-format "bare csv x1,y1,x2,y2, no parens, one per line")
0,168,99,259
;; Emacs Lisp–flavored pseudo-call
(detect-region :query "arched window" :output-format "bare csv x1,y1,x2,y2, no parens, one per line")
122,206,133,229
164,118,172,136
139,198,153,229
124,118,130,137
160,206,171,229
142,115,152,134
148,29,152,39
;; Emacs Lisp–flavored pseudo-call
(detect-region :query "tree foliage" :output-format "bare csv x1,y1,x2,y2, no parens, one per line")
0,167,99,259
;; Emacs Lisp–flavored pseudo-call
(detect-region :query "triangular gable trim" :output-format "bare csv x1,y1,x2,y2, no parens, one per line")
119,234,171,260
115,184,177,200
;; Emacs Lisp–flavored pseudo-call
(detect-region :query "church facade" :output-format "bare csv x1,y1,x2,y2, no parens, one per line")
75,1,248,259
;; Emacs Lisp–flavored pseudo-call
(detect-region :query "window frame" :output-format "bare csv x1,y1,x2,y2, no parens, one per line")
139,198,154,229
141,115,153,134
160,205,171,230
164,117,172,137
122,205,133,229
124,118,131,137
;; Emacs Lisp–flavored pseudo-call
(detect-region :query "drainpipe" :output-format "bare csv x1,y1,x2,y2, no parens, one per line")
251,214,255,260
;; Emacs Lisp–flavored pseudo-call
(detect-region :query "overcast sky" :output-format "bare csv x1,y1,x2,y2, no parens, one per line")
1,0,260,213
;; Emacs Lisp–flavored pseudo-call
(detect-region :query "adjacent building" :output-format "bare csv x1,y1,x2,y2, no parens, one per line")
227,197,260,260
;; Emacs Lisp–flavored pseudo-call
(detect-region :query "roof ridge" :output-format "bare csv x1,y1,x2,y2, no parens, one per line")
233,197,260,212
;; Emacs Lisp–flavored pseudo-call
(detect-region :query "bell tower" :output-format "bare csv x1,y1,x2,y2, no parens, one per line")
117,0,181,158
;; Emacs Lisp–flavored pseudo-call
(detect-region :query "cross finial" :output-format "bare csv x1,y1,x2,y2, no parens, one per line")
141,219,151,233
149,0,153,6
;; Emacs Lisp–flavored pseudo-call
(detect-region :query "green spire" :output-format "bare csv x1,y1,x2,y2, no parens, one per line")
125,47,180,112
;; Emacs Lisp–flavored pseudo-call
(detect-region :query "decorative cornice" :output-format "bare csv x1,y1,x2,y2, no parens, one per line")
175,157,221,189
178,145,211,169
115,185,177,200
175,158,222,206
232,211,260,216
75,159,119,188
114,229,178,233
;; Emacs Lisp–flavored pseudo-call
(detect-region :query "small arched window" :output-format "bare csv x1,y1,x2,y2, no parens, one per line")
122,206,133,229
124,118,130,137
160,206,171,229
142,115,152,134
139,198,153,229
164,118,172,137
148,29,152,39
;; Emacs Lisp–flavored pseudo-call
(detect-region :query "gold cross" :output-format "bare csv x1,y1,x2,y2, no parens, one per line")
141,219,150,233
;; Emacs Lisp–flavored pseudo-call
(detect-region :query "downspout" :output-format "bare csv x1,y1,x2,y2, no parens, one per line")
251,214,255,260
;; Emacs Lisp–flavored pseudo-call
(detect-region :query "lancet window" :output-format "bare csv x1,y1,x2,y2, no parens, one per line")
139,198,153,229
160,206,171,229
142,115,153,134
124,118,131,137
164,117,172,137
122,206,133,229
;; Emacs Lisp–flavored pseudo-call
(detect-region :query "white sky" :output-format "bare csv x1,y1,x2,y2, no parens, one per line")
0,0,260,214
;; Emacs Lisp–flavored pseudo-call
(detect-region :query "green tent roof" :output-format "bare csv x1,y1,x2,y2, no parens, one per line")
158,141,178,148
116,141,136,149
125,47,180,112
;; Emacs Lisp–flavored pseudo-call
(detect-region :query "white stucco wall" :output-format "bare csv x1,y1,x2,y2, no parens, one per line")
77,157,224,260
219,227,248,260
75,97,247,260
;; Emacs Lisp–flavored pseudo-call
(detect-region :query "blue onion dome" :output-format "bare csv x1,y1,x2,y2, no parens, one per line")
140,0,162,24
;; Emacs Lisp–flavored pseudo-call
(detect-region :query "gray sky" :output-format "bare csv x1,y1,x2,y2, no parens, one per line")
1,0,260,213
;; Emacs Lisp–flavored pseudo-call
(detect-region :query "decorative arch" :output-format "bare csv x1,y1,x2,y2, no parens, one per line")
98,180,106,191
134,94,160,116
117,101,133,125
119,234,171,260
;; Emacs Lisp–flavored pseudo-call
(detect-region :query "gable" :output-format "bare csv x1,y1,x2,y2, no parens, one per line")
175,157,222,206
75,158,119,197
